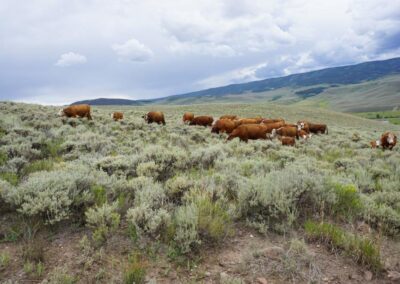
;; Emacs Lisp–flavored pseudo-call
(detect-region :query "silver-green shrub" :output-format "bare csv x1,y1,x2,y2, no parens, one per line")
126,179,171,237
85,202,121,245
6,164,109,224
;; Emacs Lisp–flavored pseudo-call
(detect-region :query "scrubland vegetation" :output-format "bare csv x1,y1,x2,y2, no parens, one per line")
1,101,400,283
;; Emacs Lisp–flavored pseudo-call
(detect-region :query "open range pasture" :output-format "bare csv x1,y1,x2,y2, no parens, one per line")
1,101,400,283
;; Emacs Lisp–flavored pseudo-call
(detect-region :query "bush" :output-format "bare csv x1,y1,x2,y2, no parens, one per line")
165,175,193,203
42,267,76,284
7,165,108,224
195,194,233,242
305,221,382,272
0,172,19,186
85,202,120,246
126,181,171,237
0,252,10,271
22,159,54,176
330,183,363,219
363,199,400,235
91,185,107,206
123,252,147,284
137,145,188,181
172,203,200,254
238,163,333,233
0,150,8,166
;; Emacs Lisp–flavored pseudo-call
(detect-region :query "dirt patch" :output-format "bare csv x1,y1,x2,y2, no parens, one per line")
1,224,400,283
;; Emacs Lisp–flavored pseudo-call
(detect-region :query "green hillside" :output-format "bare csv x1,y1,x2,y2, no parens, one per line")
73,57,400,112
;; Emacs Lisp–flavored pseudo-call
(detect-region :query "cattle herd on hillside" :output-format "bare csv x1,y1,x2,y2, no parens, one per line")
58,104,398,149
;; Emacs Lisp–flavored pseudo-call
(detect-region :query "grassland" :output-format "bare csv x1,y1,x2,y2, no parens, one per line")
354,110,400,125
1,101,400,283
82,74,400,114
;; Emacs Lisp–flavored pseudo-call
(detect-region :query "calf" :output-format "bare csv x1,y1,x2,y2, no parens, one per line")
271,126,299,139
279,136,296,146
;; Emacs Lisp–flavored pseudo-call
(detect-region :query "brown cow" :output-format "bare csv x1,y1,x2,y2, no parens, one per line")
220,115,238,120
371,132,397,150
279,136,296,146
183,112,194,124
227,124,270,142
261,118,285,124
143,111,166,125
297,121,328,134
272,126,299,139
247,116,264,123
236,118,260,125
261,121,286,133
298,129,312,139
58,104,92,120
189,116,214,127
111,112,123,121
211,119,241,134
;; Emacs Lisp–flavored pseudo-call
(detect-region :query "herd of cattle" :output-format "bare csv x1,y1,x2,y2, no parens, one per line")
58,104,398,149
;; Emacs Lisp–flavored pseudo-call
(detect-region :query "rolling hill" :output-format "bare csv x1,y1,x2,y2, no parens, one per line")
73,57,400,112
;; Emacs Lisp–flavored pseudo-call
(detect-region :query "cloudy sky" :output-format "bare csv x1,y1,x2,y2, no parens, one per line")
1,0,399,105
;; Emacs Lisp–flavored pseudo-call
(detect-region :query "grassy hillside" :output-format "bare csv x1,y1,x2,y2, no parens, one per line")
1,102,400,283
74,57,400,112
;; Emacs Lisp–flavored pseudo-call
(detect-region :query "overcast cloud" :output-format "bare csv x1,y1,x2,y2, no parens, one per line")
0,0,399,105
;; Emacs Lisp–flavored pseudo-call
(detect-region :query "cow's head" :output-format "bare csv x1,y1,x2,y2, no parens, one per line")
142,113,148,121
297,121,305,131
111,113,114,119
387,133,395,144
57,108,65,116
271,128,277,138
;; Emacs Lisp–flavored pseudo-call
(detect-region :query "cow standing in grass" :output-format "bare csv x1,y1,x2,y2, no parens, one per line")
189,116,214,127
183,112,194,124
211,119,241,134
227,124,271,142
220,115,238,120
371,132,397,150
58,104,92,120
111,112,124,121
297,121,328,134
143,111,166,125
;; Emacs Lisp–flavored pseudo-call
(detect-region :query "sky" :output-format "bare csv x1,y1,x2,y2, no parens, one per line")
1,0,400,105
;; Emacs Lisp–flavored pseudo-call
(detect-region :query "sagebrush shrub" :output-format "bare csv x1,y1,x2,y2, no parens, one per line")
329,183,363,219
165,175,194,203
85,202,120,245
172,203,200,253
7,164,109,224
126,180,171,237
238,161,334,233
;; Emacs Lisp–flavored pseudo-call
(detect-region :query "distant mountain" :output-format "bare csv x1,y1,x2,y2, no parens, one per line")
73,57,400,112
72,98,148,106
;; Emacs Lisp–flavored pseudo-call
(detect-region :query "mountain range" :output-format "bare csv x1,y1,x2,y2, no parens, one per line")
73,57,400,112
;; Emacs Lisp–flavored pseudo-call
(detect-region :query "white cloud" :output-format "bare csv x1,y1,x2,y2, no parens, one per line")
1,0,400,104
112,39,153,62
197,62,268,88
55,52,87,67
